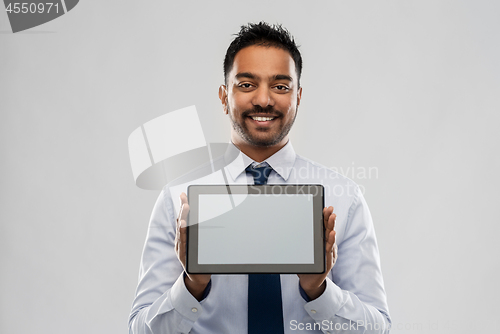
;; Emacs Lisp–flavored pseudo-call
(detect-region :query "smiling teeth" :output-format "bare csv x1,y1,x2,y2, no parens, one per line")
251,116,275,121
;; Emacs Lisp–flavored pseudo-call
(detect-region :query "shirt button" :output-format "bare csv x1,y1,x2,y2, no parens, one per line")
310,309,317,314
191,307,198,313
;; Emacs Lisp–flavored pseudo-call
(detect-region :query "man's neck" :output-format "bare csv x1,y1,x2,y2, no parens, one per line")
232,139,288,163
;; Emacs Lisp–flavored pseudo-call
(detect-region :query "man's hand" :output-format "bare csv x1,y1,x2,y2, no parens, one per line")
297,206,337,300
175,192,211,301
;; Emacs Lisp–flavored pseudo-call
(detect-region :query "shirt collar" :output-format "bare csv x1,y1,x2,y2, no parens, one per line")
224,141,296,182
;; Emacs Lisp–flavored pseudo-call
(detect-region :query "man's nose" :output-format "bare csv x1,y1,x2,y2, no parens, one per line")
252,86,274,108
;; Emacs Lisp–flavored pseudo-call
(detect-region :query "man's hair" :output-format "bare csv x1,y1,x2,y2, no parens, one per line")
223,22,302,86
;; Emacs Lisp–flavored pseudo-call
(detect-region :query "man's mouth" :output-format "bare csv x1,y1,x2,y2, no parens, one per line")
250,116,276,122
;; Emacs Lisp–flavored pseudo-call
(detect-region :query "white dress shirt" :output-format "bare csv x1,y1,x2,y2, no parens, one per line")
129,142,391,334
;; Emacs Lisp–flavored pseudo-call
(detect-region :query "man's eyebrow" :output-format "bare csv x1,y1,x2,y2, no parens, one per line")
234,73,293,82
235,72,257,80
272,74,293,82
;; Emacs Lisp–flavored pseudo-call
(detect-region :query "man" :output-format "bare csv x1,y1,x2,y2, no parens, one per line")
129,22,391,333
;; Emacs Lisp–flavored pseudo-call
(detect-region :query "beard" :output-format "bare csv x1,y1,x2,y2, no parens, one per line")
228,104,297,147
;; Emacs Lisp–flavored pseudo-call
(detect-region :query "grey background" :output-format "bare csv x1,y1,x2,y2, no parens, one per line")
1,0,498,333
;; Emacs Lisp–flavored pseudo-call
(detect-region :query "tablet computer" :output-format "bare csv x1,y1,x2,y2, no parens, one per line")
186,184,325,274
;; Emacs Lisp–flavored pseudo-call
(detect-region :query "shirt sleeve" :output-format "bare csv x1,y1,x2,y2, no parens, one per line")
302,186,391,333
128,188,209,334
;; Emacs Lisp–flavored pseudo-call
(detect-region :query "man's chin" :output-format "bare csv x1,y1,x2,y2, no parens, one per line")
244,134,283,147
232,122,286,147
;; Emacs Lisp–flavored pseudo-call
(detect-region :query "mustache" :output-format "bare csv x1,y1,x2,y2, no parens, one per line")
241,106,284,118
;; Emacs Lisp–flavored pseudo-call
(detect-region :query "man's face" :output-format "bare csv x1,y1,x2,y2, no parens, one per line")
219,45,302,148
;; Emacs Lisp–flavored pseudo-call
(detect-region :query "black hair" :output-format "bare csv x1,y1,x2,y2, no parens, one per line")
223,22,302,86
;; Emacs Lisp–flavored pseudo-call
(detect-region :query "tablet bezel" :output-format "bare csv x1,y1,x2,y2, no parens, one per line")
186,184,325,274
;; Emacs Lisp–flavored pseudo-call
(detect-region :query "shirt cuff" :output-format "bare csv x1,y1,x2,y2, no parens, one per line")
169,273,206,323
303,277,344,321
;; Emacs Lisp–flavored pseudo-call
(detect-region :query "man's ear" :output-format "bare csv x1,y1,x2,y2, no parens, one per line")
297,86,303,107
219,85,228,115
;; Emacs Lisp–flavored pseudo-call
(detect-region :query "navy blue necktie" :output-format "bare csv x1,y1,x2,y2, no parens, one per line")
245,165,285,334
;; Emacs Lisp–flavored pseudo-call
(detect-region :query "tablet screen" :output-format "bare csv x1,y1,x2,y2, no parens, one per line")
198,193,314,264
187,184,324,274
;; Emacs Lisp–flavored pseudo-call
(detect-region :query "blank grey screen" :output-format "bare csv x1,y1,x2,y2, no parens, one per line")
197,194,314,264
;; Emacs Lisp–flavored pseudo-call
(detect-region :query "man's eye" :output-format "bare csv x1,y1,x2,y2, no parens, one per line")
239,83,253,88
275,85,289,91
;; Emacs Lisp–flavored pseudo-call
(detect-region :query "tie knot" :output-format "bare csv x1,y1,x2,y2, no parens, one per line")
245,165,272,185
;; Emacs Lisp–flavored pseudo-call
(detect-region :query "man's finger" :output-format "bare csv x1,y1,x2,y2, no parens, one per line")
176,193,190,267
178,220,187,263
326,230,336,252
324,210,336,242
178,193,189,222
323,206,333,229
328,212,336,231
175,206,181,252
323,229,337,271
